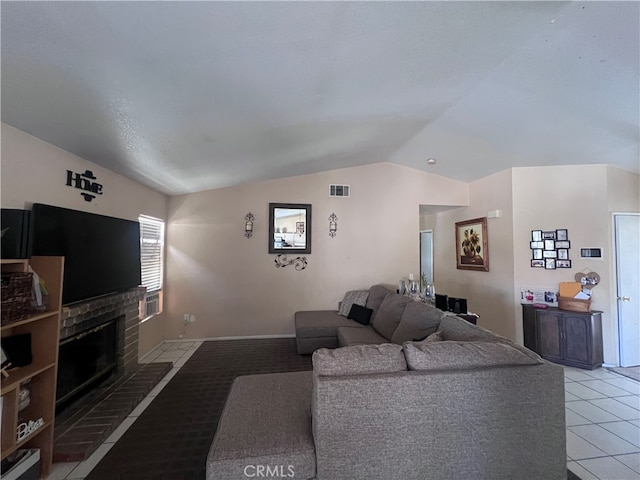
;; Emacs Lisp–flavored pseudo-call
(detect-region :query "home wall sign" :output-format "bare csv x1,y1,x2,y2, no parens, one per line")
530,229,571,269
66,170,103,202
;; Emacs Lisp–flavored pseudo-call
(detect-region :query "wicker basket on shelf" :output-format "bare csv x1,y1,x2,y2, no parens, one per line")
1,272,33,325
558,296,591,313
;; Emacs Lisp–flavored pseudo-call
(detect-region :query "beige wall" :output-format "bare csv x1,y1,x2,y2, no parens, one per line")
1,123,169,357
423,165,639,366
422,169,516,339
165,163,468,339
511,165,634,365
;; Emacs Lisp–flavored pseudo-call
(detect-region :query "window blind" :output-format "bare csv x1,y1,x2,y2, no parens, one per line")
139,216,164,293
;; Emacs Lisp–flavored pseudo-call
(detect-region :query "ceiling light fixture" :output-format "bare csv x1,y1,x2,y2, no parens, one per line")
426,158,436,165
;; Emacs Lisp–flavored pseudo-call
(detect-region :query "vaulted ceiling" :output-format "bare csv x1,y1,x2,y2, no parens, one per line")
2,1,638,196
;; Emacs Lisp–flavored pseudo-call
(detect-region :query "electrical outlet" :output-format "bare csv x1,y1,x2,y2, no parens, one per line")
183,313,190,324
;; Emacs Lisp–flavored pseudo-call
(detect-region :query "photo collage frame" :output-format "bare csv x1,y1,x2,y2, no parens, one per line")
530,229,571,269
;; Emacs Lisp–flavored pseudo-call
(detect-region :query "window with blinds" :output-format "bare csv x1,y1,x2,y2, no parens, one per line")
139,215,164,318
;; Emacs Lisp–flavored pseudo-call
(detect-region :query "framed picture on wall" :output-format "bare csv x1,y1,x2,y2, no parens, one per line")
531,230,542,242
557,259,572,268
542,231,556,240
545,258,556,269
532,249,543,260
455,217,489,271
556,229,568,241
530,241,543,249
531,259,544,268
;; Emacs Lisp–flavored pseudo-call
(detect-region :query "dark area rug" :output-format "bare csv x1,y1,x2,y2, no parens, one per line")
85,337,579,480
607,366,640,382
85,338,312,480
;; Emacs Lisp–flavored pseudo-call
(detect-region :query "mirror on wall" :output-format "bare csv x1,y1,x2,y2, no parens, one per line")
269,203,312,254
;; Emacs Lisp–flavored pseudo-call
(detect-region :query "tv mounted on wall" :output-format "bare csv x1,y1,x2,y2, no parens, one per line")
30,203,141,305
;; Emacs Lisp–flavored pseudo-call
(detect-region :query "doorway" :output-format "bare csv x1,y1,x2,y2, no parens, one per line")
614,213,640,367
420,230,433,288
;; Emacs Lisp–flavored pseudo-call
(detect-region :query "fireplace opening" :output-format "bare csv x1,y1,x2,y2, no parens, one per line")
55,316,120,414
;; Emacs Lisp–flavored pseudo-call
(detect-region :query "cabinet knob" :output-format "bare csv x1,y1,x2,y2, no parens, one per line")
617,296,632,302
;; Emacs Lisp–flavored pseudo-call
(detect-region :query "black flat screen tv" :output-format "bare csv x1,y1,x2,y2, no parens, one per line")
30,203,141,305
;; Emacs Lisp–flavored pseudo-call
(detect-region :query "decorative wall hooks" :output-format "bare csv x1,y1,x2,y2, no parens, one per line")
244,212,255,238
274,254,307,270
329,213,338,238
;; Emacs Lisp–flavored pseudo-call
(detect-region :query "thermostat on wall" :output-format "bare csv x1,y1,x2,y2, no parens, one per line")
580,248,602,258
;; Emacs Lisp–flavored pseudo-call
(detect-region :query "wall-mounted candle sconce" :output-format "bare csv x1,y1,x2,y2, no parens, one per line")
244,212,255,238
329,213,338,238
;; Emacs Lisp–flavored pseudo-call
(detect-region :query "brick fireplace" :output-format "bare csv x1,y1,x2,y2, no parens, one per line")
59,286,146,378
53,287,172,462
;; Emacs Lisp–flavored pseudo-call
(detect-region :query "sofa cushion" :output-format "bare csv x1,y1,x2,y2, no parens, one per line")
371,293,412,340
347,304,374,325
207,371,316,480
391,301,443,344
365,284,393,317
421,329,444,343
438,313,503,342
403,340,544,371
295,310,365,338
313,344,407,376
337,326,389,347
337,290,370,316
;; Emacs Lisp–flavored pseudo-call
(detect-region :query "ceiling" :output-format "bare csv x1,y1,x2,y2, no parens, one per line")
2,1,638,196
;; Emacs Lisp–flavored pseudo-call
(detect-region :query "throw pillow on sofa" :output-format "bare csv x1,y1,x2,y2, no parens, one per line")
337,290,369,316
391,301,443,344
347,304,374,325
313,344,407,376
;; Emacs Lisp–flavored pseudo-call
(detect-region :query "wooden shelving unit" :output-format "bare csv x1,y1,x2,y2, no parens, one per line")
1,256,63,479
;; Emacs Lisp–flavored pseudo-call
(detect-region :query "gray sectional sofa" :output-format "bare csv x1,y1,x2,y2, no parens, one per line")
207,306,567,480
296,284,460,354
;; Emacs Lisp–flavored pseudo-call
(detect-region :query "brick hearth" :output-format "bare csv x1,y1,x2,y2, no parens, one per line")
53,288,170,463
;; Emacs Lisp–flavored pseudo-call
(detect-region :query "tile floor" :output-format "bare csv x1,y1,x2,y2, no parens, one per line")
48,341,203,480
48,342,640,480
564,365,640,480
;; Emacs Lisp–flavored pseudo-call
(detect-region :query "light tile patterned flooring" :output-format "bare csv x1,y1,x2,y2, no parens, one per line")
49,343,640,480
564,366,640,480
48,341,203,480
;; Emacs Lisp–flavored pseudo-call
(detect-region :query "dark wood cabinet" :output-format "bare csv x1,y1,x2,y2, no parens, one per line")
522,305,603,370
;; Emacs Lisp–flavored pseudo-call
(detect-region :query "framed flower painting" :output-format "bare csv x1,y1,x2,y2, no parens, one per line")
455,217,489,271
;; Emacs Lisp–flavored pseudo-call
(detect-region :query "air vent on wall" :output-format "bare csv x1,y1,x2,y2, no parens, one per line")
329,184,350,197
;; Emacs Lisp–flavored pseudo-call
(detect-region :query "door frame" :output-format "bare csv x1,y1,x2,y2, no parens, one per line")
611,212,640,367
419,229,433,287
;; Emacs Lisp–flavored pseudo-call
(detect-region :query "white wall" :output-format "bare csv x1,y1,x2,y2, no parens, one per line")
165,163,468,339
1,123,169,357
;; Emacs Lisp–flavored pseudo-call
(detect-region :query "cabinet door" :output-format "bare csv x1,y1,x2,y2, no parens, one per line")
537,311,563,362
522,306,539,353
564,314,591,365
